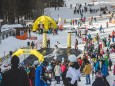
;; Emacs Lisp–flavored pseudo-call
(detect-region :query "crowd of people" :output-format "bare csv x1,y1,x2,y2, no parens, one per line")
0,45,115,86
72,2,108,17
0,2,115,86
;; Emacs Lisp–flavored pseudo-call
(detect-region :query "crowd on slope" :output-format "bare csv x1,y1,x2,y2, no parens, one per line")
1,27,115,86
0,32,115,86
0,2,115,86
0,45,115,86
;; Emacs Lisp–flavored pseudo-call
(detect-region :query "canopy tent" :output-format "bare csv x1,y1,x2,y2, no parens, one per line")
33,16,57,31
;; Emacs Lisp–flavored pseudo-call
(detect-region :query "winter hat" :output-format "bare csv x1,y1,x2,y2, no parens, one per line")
68,54,77,62
96,70,103,78
11,55,19,67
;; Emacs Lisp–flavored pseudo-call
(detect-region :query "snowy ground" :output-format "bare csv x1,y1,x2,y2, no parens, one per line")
0,0,115,85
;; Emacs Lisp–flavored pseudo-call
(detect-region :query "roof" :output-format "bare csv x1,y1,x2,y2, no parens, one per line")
1,24,23,32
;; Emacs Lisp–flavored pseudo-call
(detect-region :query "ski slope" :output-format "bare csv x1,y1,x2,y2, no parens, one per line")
0,0,115,85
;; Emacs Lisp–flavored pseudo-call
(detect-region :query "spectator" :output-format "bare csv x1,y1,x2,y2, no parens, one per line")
47,39,50,48
66,62,80,86
31,41,35,49
54,61,61,84
75,39,78,50
28,28,31,37
61,62,67,86
92,70,106,86
1,55,30,86
109,59,112,71
101,60,110,86
28,67,35,86
83,60,92,85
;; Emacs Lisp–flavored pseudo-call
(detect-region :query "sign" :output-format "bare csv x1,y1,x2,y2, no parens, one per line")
20,31,24,36
23,49,31,54
28,37,37,40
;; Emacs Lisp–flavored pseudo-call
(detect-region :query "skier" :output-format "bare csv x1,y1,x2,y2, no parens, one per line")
75,39,78,50
31,41,35,49
47,39,50,48
112,30,115,43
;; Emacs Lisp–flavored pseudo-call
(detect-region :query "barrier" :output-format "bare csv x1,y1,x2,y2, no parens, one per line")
12,49,44,62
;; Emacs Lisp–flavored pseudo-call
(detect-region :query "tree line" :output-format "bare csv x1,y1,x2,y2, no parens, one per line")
0,0,64,24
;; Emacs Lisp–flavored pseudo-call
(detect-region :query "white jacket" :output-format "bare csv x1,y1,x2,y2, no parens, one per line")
66,67,80,84
54,65,61,76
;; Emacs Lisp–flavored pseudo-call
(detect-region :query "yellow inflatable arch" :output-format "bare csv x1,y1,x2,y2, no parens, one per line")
12,49,44,62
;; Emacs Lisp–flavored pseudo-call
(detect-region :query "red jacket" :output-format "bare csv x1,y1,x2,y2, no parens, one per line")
78,59,82,66
112,31,115,36
61,64,67,73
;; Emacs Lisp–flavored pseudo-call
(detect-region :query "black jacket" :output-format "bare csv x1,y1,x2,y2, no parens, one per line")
92,78,106,86
1,67,30,86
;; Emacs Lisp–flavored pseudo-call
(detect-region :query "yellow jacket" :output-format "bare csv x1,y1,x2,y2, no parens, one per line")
83,64,92,75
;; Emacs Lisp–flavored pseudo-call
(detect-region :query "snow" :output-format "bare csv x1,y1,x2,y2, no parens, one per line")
44,0,115,20
1,24,23,32
0,0,115,61
0,0,115,85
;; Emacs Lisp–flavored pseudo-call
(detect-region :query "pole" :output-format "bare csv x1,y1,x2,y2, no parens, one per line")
67,32,71,48
0,22,1,44
42,32,47,49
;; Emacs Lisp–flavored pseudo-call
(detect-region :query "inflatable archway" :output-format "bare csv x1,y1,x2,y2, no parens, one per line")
12,49,44,62
33,16,57,31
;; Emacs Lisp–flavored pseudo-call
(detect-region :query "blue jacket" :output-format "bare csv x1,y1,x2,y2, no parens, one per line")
35,65,42,86
35,65,48,86
101,64,108,76
94,61,100,72
88,34,91,39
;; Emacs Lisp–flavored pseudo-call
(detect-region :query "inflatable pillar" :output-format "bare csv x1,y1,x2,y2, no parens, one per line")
42,33,47,48
67,32,71,48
